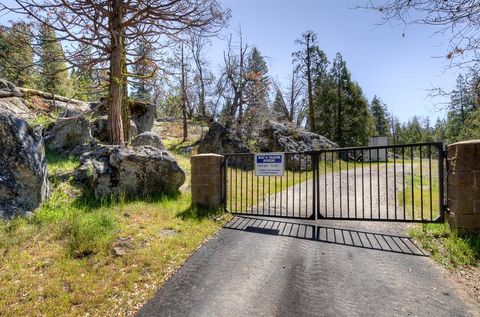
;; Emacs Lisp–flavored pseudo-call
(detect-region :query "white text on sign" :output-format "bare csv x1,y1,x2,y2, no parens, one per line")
255,153,285,177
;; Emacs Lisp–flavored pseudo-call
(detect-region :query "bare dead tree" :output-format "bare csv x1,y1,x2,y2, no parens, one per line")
286,66,304,123
362,0,480,66
293,31,327,131
218,31,257,129
189,33,210,120
1,0,230,145
180,43,189,141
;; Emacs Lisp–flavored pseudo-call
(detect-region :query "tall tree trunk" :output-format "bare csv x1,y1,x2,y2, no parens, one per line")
237,34,244,127
238,97,243,125
195,55,206,119
336,84,342,145
226,90,241,129
306,34,315,131
121,33,130,144
181,44,188,141
289,69,295,122
199,68,206,119
108,0,125,145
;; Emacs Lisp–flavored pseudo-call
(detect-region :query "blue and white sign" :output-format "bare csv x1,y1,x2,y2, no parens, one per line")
255,153,285,176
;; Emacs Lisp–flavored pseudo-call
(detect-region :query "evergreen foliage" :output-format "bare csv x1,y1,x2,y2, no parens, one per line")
272,88,289,121
0,20,478,147
38,24,70,95
0,22,35,88
369,95,390,136
242,47,270,138
312,52,370,146
293,31,328,130
131,39,156,102
70,43,99,101
444,74,477,143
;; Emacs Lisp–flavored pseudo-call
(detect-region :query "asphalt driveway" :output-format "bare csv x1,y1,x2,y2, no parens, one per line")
136,216,475,317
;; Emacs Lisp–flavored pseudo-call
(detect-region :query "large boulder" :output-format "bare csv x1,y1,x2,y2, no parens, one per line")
258,121,338,152
91,115,138,143
0,80,90,120
0,80,33,120
43,99,90,117
44,117,94,155
18,87,91,115
132,132,164,150
91,99,155,134
257,121,339,170
0,113,50,219
130,100,156,133
196,122,251,155
0,97,35,120
0,79,22,98
74,145,185,199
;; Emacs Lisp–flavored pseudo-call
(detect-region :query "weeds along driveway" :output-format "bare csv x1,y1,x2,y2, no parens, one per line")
136,217,475,317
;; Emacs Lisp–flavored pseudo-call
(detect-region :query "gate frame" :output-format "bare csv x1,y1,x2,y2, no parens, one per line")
223,142,447,223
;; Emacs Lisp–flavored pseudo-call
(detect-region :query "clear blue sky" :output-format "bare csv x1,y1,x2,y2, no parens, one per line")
208,0,459,122
0,0,459,122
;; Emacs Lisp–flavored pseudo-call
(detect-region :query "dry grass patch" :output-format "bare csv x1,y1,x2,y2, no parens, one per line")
0,149,227,317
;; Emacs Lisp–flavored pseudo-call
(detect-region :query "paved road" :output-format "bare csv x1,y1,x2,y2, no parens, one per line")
136,216,475,317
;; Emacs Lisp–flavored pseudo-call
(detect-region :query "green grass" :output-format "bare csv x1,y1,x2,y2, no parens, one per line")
227,168,313,212
409,224,480,268
27,108,62,127
0,144,227,316
397,160,440,220
401,160,480,271
163,138,197,184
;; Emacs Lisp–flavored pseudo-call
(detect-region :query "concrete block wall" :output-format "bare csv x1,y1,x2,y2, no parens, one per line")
191,154,224,208
447,140,480,232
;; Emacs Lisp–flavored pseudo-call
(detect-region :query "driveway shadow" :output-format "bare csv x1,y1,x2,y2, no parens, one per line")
224,216,427,256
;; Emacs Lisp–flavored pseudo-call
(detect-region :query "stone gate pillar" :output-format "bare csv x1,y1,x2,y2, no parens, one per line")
191,154,224,208
447,140,480,233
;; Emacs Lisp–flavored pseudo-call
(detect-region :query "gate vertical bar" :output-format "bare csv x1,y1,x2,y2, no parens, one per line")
347,154,350,218
315,152,322,220
438,143,445,222
428,146,433,221
223,156,228,212
312,153,317,220
420,146,424,221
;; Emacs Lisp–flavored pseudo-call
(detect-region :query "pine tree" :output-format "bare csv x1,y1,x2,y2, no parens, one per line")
433,118,446,142
131,38,156,102
402,116,423,144
314,73,336,139
0,27,7,78
70,43,97,101
293,31,328,131
330,53,351,144
244,47,269,108
445,74,477,143
242,47,270,138
313,53,370,146
38,24,70,95
344,81,370,146
369,95,390,136
0,22,35,88
458,109,480,141
272,88,289,121
390,115,402,144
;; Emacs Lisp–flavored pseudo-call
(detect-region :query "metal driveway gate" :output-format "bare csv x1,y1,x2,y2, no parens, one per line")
224,142,445,223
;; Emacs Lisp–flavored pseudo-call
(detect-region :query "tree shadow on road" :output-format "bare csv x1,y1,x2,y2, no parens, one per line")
224,216,428,256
